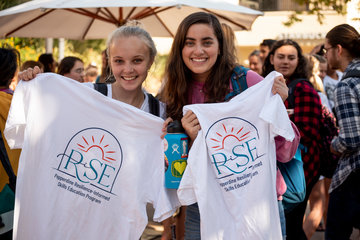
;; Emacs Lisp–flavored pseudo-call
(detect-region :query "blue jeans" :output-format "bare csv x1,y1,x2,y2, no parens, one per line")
325,170,360,240
184,203,201,240
278,200,286,240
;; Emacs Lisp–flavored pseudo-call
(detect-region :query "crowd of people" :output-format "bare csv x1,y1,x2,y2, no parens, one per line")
0,11,359,240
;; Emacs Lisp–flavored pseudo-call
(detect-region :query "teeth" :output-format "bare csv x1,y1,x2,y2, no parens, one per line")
192,58,206,62
122,76,136,81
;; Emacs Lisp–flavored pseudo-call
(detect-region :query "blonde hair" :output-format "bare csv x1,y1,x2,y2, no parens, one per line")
106,21,157,60
307,54,325,93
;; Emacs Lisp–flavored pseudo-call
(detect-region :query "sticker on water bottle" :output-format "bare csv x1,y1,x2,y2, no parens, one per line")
171,159,187,177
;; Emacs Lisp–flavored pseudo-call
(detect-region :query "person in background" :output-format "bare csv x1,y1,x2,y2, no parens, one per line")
221,23,238,62
160,12,298,239
84,64,99,83
96,49,111,83
263,39,322,240
259,39,276,63
303,54,332,239
0,47,22,240
316,54,328,81
323,60,343,111
324,23,360,240
21,60,44,72
248,50,263,75
38,53,57,73
57,56,85,83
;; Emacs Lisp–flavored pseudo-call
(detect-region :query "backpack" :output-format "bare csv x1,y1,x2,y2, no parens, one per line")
93,83,160,117
277,145,306,213
224,65,249,101
287,79,340,179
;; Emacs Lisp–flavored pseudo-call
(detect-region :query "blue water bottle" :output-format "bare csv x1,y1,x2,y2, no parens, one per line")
164,120,189,189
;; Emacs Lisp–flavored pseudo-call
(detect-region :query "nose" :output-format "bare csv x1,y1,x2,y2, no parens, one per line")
124,63,134,73
194,44,204,55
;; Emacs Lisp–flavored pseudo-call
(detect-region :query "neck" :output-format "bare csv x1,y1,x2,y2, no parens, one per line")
340,58,352,72
111,84,144,109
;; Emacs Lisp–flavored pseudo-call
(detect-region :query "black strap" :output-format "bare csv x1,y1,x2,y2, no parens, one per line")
94,83,108,96
93,83,160,117
287,78,310,109
147,93,160,117
0,130,16,192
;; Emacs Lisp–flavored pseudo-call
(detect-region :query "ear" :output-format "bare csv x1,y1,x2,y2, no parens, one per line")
336,44,343,56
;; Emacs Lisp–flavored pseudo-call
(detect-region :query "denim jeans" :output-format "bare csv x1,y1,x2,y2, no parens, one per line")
278,200,286,240
325,170,360,240
184,203,201,240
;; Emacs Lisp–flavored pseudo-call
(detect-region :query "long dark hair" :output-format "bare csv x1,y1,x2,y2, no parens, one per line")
326,24,360,59
0,47,19,88
262,39,308,82
160,12,235,120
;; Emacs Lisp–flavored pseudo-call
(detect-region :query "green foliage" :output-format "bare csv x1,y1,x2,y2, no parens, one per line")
284,0,351,26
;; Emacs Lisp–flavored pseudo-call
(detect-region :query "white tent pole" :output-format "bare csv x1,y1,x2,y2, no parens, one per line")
58,38,65,62
45,38,53,53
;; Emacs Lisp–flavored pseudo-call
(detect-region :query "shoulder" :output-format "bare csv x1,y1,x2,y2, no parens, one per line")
246,70,263,87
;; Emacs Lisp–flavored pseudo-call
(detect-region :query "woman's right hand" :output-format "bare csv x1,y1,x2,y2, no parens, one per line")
181,110,201,142
18,66,42,81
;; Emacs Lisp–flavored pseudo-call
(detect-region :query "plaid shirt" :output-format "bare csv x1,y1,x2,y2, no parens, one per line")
330,59,360,193
286,80,322,185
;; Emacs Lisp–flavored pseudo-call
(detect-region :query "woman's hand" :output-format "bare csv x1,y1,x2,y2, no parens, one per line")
161,117,173,139
181,110,201,142
18,66,42,81
272,75,288,102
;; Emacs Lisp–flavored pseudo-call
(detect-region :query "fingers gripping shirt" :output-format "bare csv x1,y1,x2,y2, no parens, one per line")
4,73,179,240
178,71,295,240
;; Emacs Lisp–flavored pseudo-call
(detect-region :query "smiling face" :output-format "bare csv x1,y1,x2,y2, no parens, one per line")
109,36,153,92
181,23,219,82
270,45,299,79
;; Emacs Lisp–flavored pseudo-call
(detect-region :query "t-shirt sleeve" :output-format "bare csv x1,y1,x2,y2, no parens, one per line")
259,93,295,142
4,80,30,149
246,70,264,88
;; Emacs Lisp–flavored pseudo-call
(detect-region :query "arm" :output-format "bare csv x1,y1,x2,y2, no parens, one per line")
275,121,300,163
331,81,360,154
291,81,322,148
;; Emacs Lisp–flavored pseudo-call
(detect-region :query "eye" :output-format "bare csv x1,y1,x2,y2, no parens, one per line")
133,58,143,64
203,40,213,46
184,41,194,47
114,59,123,64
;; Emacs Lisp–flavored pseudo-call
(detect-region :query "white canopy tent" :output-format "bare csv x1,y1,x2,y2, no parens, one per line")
0,0,263,40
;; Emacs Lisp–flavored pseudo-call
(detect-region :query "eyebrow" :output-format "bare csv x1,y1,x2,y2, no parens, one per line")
185,37,214,41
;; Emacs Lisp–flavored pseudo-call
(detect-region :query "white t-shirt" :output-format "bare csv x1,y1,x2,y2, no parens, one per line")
178,71,295,240
5,73,178,240
323,71,343,109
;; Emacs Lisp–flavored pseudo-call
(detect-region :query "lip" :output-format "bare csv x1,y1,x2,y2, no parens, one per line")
121,76,137,81
191,57,207,63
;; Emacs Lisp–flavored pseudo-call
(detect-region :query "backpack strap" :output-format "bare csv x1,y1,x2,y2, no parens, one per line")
94,83,108,96
147,93,160,117
0,131,16,192
224,66,249,101
287,78,310,109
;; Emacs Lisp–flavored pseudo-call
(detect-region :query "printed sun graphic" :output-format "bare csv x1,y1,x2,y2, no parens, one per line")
210,124,250,151
77,135,116,163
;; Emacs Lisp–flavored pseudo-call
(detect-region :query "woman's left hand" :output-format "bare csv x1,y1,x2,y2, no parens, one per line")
272,75,288,102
